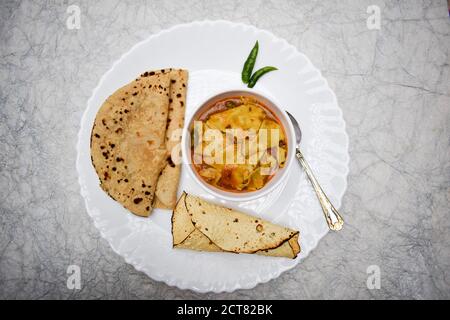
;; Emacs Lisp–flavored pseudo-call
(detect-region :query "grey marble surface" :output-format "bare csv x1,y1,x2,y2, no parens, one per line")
1,0,449,299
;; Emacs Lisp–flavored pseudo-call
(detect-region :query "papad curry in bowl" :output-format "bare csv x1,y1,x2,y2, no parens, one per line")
183,90,295,201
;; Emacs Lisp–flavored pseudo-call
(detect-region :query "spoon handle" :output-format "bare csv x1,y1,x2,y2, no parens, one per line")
295,148,344,231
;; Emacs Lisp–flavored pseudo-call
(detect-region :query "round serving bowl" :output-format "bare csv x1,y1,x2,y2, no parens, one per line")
182,89,296,202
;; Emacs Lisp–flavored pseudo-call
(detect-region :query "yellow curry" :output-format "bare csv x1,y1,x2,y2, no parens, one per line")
191,96,287,192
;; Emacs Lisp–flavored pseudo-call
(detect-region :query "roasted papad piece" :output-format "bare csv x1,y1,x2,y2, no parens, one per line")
154,69,188,210
172,192,300,258
91,70,172,217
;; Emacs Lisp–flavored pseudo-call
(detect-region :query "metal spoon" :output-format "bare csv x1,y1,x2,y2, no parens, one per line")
286,111,344,231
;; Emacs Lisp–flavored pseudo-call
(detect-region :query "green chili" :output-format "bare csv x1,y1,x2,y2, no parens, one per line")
247,66,278,88
241,41,259,84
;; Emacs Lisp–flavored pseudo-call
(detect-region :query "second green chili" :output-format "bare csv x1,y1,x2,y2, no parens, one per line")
247,66,278,88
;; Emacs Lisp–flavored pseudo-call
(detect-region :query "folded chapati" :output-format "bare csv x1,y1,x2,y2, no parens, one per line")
91,69,180,217
154,69,188,209
172,193,301,258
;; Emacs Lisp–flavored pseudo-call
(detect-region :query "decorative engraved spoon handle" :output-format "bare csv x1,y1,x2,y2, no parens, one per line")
295,148,344,231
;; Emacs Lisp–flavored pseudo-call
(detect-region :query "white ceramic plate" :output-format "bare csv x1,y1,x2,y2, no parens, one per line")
77,20,349,293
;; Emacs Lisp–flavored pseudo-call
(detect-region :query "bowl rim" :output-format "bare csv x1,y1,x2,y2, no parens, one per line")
181,88,296,202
